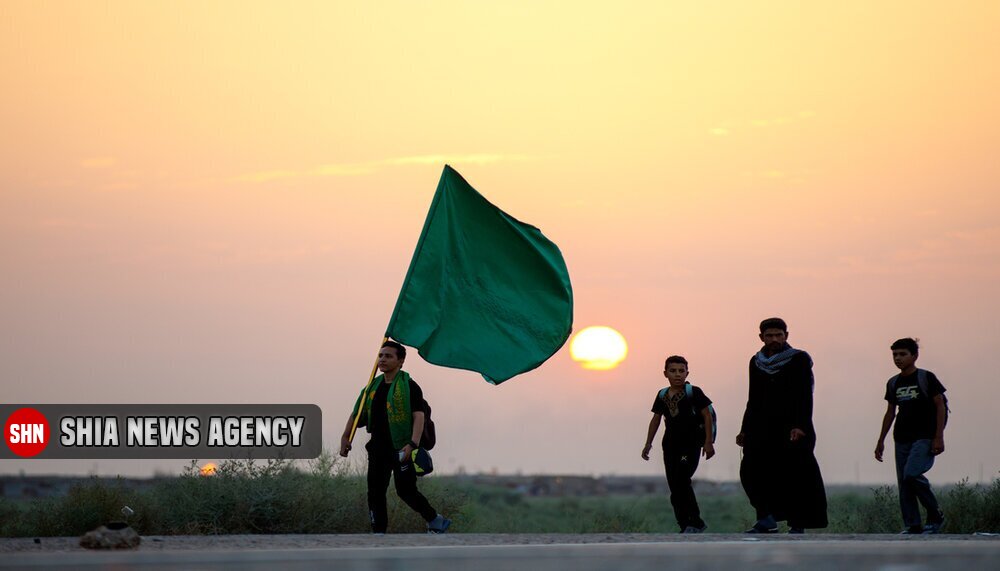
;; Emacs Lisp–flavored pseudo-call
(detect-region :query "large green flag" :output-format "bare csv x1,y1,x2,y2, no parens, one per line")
386,165,573,384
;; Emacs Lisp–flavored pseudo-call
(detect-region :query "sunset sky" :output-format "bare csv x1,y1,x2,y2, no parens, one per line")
2,2,999,484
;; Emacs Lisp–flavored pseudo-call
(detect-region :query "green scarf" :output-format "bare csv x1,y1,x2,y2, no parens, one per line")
352,370,413,450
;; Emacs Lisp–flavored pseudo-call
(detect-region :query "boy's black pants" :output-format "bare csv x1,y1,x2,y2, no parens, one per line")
366,442,437,533
663,442,704,530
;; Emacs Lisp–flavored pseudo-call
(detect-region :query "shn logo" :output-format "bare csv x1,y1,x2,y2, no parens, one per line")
10,424,44,443
4,408,51,457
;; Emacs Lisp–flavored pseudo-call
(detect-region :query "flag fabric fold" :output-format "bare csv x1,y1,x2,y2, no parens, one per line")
386,165,573,384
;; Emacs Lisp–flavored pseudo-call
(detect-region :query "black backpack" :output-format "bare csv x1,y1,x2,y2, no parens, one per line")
420,401,436,451
656,383,717,443
887,368,950,426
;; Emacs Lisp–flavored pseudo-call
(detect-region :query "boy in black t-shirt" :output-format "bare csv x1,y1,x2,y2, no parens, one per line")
642,355,716,533
874,338,947,534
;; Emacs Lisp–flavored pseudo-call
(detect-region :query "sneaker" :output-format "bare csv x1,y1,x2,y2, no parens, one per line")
923,510,945,534
682,524,708,534
787,527,805,534
922,519,944,534
745,515,778,534
427,514,451,534
900,526,924,534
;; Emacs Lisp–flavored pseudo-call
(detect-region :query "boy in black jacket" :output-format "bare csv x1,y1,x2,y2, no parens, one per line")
642,355,716,533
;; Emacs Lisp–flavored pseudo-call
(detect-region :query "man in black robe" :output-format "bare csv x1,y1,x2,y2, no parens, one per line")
736,317,828,533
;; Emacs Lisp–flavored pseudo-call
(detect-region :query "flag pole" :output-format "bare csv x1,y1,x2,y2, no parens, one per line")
350,172,443,443
347,336,388,443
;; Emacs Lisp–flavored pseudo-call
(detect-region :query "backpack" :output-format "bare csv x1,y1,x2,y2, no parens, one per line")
657,382,718,444
887,368,949,427
420,401,436,451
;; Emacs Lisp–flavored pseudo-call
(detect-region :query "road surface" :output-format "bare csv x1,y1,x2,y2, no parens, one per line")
2,533,998,570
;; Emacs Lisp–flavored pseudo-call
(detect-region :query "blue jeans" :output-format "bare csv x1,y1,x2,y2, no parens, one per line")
894,439,941,528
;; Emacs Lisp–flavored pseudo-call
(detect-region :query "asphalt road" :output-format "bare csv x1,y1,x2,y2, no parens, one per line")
2,535,999,571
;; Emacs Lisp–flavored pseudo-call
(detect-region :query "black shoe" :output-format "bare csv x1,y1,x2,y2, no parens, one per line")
745,514,778,533
787,527,805,534
900,526,923,535
923,510,945,534
746,522,779,533
922,519,944,534
427,514,451,534
682,524,708,534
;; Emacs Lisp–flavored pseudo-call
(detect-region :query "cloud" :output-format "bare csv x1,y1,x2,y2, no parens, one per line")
79,157,117,169
740,167,815,184
750,111,816,129
235,154,528,184
714,111,816,138
312,164,378,176
385,154,515,166
780,226,1000,280
235,170,303,183
39,217,100,230
98,181,138,191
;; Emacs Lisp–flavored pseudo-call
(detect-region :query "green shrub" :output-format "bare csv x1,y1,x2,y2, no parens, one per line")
5,470,999,536
829,485,900,533
0,497,31,537
943,479,980,534
2,451,467,537
6,478,154,537
832,477,1000,533
148,456,377,534
982,477,1000,531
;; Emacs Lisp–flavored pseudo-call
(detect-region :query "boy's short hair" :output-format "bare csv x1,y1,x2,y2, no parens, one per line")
759,317,788,333
890,338,919,356
382,340,406,360
664,355,688,370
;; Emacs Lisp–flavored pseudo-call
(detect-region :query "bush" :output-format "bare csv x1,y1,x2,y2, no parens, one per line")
981,477,1000,531
834,477,1000,533
829,485,900,533
5,470,999,536
2,477,154,537
939,477,1000,534
2,451,467,537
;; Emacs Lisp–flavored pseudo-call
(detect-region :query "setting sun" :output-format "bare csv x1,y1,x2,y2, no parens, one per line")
569,326,628,370
199,463,217,477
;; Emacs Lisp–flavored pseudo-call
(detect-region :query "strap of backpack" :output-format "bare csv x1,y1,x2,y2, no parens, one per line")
887,374,900,394
685,383,697,416
915,369,949,414
707,403,718,442
916,369,929,398
683,383,717,441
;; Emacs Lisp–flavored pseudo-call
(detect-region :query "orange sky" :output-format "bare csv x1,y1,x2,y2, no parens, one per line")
2,1,999,483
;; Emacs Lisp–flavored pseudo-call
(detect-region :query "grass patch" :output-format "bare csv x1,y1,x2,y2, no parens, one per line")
2,466,998,536
1,452,466,537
